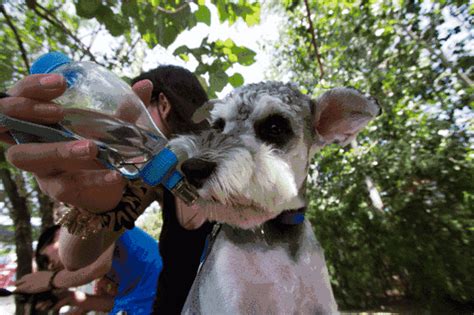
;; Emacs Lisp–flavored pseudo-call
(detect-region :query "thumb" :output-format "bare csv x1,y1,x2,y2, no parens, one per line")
132,79,153,107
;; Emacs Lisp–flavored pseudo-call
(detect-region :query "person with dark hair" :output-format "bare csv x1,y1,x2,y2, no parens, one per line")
131,66,214,314
2,65,214,314
15,224,116,312
16,225,163,314
131,65,209,135
35,225,61,271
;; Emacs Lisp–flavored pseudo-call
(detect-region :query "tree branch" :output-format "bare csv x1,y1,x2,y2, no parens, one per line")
27,1,104,65
124,35,141,61
156,2,191,14
0,5,30,73
303,0,324,80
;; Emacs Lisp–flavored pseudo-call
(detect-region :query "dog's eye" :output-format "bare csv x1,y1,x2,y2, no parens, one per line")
254,114,293,146
212,118,225,132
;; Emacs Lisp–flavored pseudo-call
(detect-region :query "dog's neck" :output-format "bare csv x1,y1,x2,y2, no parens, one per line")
218,220,307,260
214,205,310,260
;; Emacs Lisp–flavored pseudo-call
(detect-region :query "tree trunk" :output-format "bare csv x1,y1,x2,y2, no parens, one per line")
35,180,55,231
350,141,385,214
0,147,33,315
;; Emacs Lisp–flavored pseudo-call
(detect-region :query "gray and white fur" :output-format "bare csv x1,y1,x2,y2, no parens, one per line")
169,82,380,315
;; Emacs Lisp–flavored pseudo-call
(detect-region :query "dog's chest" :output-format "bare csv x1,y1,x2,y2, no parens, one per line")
182,222,339,315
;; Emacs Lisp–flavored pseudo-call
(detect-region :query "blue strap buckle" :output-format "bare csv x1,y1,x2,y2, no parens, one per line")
139,147,183,189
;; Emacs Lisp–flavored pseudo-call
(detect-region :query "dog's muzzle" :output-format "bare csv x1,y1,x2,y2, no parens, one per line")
180,158,217,189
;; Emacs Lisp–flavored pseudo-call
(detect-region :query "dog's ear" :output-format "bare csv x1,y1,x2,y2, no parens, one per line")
312,87,380,147
192,99,219,124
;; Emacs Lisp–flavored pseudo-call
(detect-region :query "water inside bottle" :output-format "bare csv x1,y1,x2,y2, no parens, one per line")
60,108,168,177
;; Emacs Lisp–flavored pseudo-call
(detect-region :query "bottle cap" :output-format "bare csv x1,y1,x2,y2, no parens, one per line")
30,52,71,74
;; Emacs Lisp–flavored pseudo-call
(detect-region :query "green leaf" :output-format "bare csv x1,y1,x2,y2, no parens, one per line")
196,74,209,93
143,32,158,48
95,5,126,37
228,73,244,87
209,70,228,93
244,3,261,26
75,0,101,19
215,1,229,23
155,23,179,48
178,54,189,62
223,38,234,48
173,45,190,56
195,5,211,26
236,48,256,66
121,0,139,18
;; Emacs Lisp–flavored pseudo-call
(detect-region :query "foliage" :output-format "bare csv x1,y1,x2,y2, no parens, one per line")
273,0,473,310
0,0,260,96
137,204,163,240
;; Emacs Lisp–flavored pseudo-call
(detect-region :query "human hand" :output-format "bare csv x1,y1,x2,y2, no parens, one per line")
0,74,66,144
51,290,85,311
4,77,153,212
15,271,54,294
36,299,55,312
94,276,118,296
33,289,72,311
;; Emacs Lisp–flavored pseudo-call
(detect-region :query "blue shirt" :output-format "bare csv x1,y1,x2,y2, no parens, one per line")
109,227,162,315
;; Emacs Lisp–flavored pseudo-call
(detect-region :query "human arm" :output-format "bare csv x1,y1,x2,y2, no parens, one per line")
58,179,159,270
58,226,121,271
3,76,154,212
53,243,114,288
1,75,156,268
15,244,114,294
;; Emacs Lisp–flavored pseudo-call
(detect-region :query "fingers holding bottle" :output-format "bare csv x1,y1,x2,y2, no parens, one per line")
0,74,66,140
7,74,66,101
5,139,125,212
5,140,101,174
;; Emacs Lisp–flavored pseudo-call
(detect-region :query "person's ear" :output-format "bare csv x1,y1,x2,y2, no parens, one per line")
158,93,172,120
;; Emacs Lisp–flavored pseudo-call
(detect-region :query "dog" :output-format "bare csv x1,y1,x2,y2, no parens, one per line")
168,81,380,314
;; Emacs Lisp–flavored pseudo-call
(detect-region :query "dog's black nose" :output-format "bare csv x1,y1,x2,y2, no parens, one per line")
180,158,217,189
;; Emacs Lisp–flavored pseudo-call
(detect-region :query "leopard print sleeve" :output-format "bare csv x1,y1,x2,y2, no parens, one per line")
58,179,162,238
99,179,155,231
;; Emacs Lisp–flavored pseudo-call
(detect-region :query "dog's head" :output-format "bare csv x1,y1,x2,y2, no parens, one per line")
169,82,380,229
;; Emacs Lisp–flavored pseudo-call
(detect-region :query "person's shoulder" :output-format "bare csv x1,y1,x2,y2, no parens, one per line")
125,226,158,245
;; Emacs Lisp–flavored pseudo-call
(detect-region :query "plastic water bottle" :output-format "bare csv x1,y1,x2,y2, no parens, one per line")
30,51,198,205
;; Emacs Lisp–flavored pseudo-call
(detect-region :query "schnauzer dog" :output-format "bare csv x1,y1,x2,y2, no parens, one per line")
169,82,380,314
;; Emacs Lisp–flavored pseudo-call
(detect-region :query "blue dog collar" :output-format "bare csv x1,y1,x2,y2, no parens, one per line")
275,207,306,225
